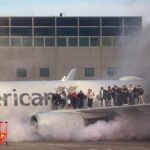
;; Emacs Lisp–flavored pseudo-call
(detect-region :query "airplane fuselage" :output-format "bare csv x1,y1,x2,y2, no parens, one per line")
0,80,143,119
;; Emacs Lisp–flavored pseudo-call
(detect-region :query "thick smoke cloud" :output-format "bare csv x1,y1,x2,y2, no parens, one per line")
119,25,150,78
118,0,150,80
8,116,40,142
37,112,150,141
7,112,150,142
118,24,150,101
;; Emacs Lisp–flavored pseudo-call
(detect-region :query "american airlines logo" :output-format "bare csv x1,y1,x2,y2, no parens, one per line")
0,89,52,106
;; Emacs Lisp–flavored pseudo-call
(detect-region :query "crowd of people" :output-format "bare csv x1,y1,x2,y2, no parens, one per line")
98,84,144,107
51,84,145,110
51,86,87,110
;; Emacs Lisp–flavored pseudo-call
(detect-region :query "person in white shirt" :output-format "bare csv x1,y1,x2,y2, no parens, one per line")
86,89,95,108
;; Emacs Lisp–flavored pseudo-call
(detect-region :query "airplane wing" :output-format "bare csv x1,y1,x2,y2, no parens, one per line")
76,104,150,119
30,104,150,130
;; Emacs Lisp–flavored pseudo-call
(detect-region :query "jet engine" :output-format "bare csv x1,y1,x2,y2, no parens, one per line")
31,112,85,132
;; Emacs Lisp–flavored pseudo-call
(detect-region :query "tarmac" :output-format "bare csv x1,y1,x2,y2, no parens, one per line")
1,141,150,150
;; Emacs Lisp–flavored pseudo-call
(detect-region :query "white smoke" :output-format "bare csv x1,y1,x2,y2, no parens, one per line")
73,113,150,141
119,24,150,78
7,112,150,142
118,23,150,102
7,116,39,142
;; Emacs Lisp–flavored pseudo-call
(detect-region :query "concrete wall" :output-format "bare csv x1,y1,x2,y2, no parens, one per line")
0,46,121,80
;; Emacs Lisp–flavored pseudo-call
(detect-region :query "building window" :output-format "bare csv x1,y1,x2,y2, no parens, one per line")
22,37,32,47
57,38,66,46
85,68,95,77
102,27,123,36
57,28,78,36
124,17,142,26
102,17,123,26
102,37,112,46
68,37,78,46
11,27,32,36
0,38,9,47
11,37,21,47
17,68,27,78
0,18,9,26
34,38,44,47
34,28,55,36
11,17,32,26
90,37,100,46
45,38,55,47
79,38,89,46
107,67,117,77
34,17,55,26
124,27,141,36
79,17,100,26
79,27,100,36
57,17,77,26
40,68,49,77
0,28,9,36
112,37,123,46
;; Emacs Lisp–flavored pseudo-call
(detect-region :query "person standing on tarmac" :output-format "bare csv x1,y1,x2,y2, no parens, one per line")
87,89,95,108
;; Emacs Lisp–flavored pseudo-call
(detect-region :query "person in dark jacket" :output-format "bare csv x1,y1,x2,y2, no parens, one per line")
121,85,129,105
77,90,86,108
116,87,122,106
137,85,144,104
99,87,107,107
133,86,139,104
111,85,117,106
52,93,61,109
107,86,112,107
128,84,134,105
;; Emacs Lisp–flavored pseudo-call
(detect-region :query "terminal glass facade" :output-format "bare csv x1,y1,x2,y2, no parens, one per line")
0,16,142,81
0,16,142,48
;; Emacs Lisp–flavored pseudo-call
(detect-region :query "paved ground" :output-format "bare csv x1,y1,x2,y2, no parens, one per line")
1,141,150,150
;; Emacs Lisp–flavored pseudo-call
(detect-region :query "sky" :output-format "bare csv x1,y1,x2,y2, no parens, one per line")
0,0,150,23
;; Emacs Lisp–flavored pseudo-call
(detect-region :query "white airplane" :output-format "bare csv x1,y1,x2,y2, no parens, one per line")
0,69,149,131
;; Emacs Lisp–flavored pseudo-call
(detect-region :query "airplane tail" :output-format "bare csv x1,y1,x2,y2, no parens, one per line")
61,68,77,81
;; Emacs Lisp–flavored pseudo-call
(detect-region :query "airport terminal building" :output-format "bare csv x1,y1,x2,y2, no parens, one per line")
0,16,142,80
